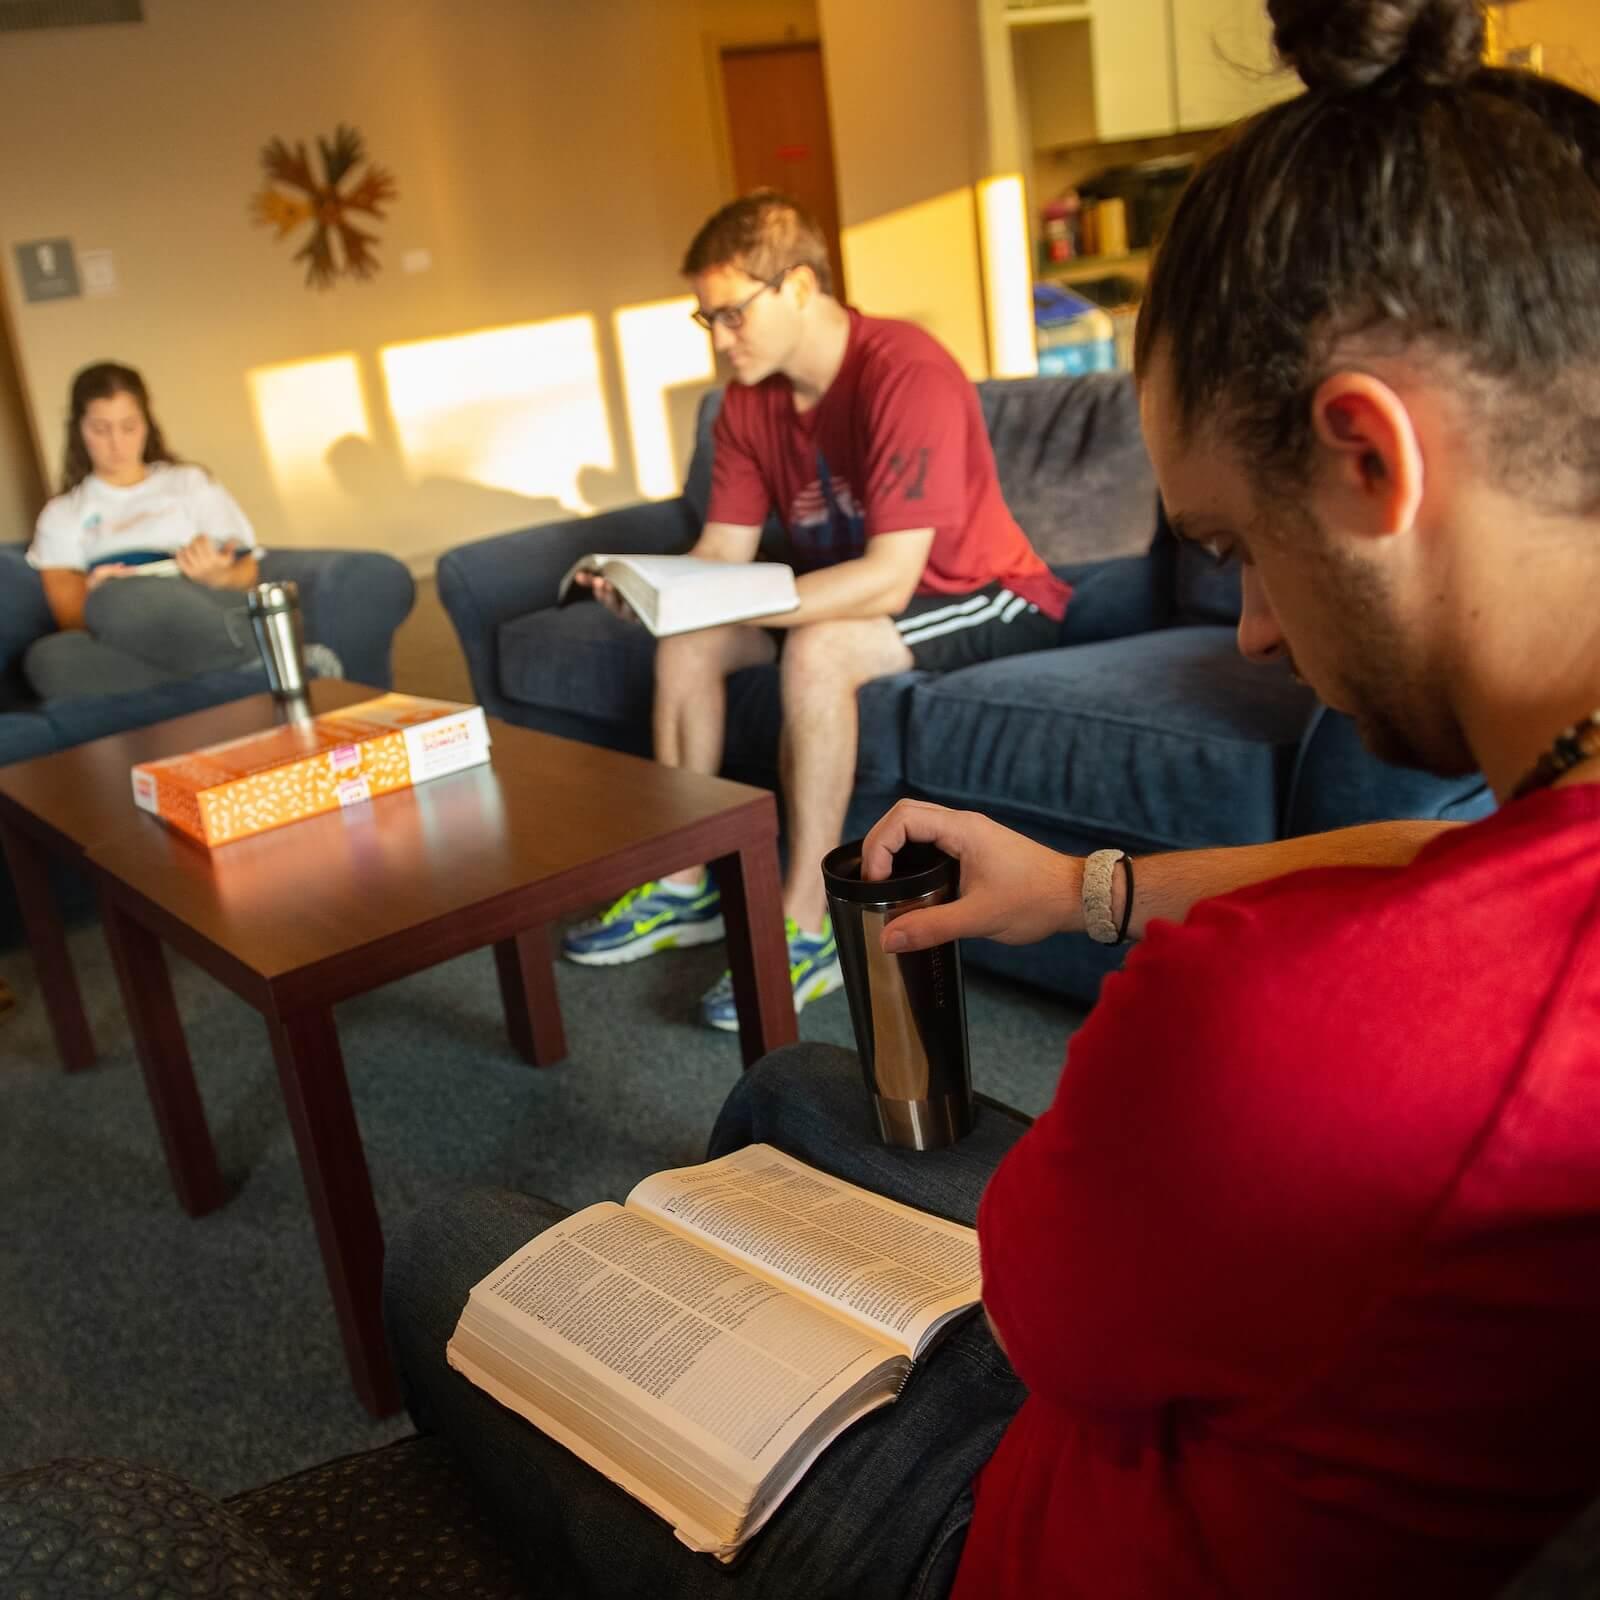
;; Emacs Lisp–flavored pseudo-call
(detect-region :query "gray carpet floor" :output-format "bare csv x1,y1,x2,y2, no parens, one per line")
0,913,1083,1500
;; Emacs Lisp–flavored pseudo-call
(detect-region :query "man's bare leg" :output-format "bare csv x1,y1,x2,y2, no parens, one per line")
778,618,913,931
653,623,776,886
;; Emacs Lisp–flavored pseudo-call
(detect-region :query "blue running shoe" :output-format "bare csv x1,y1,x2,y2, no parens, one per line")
700,915,843,1032
562,874,724,966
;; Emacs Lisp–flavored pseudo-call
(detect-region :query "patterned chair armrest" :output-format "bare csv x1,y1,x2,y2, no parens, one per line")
0,1456,305,1599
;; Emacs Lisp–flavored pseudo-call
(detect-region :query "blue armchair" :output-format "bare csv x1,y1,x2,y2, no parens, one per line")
0,541,415,944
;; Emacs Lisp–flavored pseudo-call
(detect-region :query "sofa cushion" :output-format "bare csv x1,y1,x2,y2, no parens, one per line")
495,600,918,793
978,374,1158,566
499,601,655,730
904,628,1317,850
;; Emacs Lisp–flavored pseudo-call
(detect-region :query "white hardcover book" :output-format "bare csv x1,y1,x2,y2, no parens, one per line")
558,554,799,637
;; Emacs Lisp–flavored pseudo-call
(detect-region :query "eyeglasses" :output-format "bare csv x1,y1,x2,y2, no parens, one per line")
690,269,788,333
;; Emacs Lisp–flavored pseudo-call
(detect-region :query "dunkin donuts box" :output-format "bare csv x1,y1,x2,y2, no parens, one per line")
131,694,491,848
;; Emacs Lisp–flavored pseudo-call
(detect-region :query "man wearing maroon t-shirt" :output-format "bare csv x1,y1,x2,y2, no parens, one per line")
563,191,1069,1031
387,7,1600,1597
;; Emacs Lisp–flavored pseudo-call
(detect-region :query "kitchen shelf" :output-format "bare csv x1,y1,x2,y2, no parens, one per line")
1038,249,1152,288
1003,4,1092,27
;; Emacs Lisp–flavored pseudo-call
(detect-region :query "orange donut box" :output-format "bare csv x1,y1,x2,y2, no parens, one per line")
130,693,492,848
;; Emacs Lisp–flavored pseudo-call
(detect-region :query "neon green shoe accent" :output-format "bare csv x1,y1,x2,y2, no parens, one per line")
563,874,725,966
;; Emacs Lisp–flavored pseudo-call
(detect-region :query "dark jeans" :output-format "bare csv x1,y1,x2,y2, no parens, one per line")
383,1043,1031,1600
23,576,259,701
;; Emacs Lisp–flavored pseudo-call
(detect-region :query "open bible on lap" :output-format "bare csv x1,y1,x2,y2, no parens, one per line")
557,553,799,637
446,1144,982,1559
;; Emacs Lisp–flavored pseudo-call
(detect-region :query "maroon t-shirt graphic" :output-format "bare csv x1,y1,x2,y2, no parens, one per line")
706,311,1071,620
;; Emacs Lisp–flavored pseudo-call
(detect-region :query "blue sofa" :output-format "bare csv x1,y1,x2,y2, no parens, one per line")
437,374,1493,1004
0,541,415,944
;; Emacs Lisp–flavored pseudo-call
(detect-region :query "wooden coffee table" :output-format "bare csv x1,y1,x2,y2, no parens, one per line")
0,681,796,1415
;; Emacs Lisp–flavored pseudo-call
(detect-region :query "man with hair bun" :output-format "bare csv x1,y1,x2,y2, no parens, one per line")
387,5,1600,1594
563,189,1071,1032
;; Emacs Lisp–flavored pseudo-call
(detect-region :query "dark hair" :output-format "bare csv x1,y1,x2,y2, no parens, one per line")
681,189,833,295
61,361,179,492
1136,0,1600,511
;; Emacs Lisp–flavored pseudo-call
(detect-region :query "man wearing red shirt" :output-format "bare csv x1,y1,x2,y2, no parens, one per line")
562,191,1070,1031
386,2,1600,1593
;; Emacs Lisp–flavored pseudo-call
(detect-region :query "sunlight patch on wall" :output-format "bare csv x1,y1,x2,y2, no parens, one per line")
247,353,372,520
381,317,614,510
978,175,1037,379
614,297,715,501
840,188,990,379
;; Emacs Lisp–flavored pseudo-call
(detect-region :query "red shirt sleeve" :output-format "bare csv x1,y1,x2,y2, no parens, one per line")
977,872,1523,1419
856,358,969,537
705,388,772,529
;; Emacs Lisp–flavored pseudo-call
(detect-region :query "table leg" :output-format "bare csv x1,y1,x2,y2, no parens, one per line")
494,925,566,1066
0,816,95,1072
713,835,798,1069
100,896,225,1217
266,1005,400,1418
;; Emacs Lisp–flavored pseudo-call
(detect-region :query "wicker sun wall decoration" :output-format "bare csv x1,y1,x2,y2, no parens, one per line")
251,124,398,289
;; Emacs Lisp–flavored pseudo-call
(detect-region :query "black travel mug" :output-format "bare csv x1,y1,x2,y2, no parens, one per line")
822,838,974,1150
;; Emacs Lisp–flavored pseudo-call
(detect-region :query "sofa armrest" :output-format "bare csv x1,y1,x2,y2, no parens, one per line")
0,544,53,710
258,549,414,690
1282,703,1496,835
437,498,696,711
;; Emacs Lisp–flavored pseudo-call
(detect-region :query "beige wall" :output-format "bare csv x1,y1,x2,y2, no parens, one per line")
817,0,991,379
1500,0,1600,89
0,0,815,567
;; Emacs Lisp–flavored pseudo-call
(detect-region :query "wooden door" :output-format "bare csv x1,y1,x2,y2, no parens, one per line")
719,43,847,302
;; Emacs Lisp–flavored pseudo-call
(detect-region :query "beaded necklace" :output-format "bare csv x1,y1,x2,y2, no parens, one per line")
1509,709,1600,801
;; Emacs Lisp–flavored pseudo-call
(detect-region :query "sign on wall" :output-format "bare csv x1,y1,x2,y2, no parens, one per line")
251,124,397,290
14,238,80,303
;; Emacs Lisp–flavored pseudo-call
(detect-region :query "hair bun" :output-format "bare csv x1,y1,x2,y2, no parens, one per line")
1269,0,1486,91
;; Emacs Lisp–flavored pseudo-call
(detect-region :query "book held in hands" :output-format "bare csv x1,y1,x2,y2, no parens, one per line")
446,1143,982,1559
558,553,799,637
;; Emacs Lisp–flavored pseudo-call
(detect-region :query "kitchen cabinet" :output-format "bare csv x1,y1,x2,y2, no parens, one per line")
1002,0,1176,148
989,0,1292,162
1170,0,1298,129
1093,0,1179,141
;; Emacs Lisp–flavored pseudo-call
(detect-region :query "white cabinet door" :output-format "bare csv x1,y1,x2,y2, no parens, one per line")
1172,0,1298,130
1092,0,1177,142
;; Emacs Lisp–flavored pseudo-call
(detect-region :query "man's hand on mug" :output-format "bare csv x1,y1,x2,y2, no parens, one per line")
861,800,1082,953
573,570,638,624
173,534,240,587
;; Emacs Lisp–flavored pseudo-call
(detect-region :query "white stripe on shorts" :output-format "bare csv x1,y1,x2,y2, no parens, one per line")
892,590,995,634
898,588,1021,647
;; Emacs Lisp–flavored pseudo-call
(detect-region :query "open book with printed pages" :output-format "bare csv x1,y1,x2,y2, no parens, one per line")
446,1143,981,1561
557,553,799,637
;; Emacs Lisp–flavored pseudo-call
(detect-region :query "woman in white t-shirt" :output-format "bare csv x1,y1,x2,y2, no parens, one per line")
23,361,267,701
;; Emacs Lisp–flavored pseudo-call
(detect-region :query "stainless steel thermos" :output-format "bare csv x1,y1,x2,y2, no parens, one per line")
244,580,309,700
822,838,974,1150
